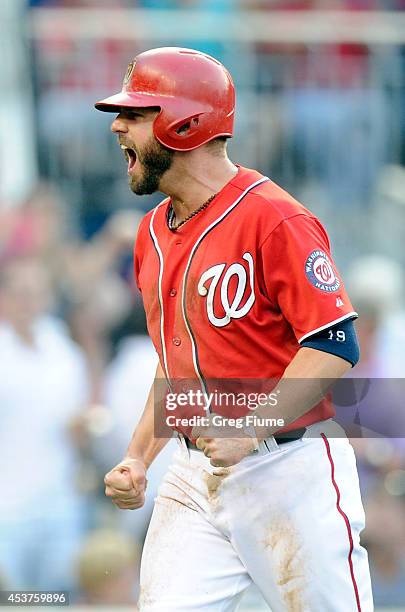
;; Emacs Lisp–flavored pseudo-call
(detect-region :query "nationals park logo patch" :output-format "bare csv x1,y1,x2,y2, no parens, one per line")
305,249,340,292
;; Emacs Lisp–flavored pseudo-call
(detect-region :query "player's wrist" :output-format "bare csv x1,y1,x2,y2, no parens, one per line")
120,455,147,470
241,423,260,454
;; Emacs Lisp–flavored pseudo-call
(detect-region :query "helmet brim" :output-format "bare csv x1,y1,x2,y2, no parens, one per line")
95,91,164,112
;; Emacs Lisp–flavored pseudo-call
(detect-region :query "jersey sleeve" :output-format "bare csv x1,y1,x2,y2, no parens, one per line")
260,214,357,343
133,214,150,293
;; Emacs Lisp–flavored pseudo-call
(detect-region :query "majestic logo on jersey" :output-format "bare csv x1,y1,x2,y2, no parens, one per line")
305,249,341,292
197,253,255,327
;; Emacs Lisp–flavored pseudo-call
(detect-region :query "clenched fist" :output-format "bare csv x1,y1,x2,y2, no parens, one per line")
104,458,147,510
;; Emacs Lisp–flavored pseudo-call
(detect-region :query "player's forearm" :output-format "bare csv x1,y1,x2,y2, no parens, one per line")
254,347,351,440
125,362,170,469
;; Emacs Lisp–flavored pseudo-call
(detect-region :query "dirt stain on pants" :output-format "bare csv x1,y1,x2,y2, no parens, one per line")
261,514,307,612
202,468,231,509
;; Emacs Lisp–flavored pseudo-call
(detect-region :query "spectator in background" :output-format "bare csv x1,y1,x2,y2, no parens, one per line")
0,182,66,271
0,257,89,593
62,209,142,402
363,486,405,607
346,254,405,377
250,0,390,207
345,255,405,471
0,183,142,403
76,529,141,606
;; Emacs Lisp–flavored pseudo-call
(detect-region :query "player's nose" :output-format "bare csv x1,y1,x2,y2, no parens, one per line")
111,114,128,134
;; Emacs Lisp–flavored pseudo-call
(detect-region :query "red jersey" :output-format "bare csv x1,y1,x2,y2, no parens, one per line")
134,166,357,436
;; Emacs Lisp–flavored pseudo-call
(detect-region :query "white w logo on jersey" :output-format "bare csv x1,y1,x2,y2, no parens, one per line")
197,252,255,328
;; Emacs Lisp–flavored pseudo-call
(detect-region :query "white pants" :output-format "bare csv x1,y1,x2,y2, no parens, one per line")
139,422,373,611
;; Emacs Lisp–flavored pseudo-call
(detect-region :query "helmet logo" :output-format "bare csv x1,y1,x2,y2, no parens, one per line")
123,60,136,86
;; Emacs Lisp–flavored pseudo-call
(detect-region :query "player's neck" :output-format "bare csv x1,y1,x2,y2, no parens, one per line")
160,154,238,222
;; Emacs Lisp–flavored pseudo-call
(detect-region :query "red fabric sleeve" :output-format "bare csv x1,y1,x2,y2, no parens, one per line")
261,214,357,343
133,214,150,293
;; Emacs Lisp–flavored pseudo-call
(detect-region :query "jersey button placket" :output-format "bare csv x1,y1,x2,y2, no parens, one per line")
169,288,177,297
172,337,181,346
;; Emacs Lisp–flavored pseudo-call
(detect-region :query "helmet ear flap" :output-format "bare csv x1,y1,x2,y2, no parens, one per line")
153,111,205,150
174,116,200,135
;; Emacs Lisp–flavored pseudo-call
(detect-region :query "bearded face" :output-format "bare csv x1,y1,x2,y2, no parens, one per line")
120,135,174,195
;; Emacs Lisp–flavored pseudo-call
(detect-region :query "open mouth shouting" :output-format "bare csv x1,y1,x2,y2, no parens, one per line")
120,143,138,175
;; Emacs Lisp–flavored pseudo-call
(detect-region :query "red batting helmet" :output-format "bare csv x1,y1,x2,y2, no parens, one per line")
95,47,235,152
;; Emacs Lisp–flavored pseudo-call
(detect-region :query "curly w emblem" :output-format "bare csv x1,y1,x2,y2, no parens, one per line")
197,253,255,328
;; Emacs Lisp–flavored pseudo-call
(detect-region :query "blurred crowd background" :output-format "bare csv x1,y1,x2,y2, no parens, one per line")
1,0,405,610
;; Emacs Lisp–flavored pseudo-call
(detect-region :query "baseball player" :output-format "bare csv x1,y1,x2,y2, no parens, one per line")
97,48,373,611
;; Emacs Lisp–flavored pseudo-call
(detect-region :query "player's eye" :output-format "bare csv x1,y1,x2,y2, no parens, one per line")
128,111,143,119
119,110,142,120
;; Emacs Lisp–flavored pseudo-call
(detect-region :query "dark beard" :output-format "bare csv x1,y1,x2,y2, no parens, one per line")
129,137,174,195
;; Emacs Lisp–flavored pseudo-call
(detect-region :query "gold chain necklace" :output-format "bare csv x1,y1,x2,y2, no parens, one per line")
168,193,217,231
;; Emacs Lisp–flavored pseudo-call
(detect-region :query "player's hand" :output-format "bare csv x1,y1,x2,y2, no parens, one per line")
191,419,258,468
104,458,147,510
